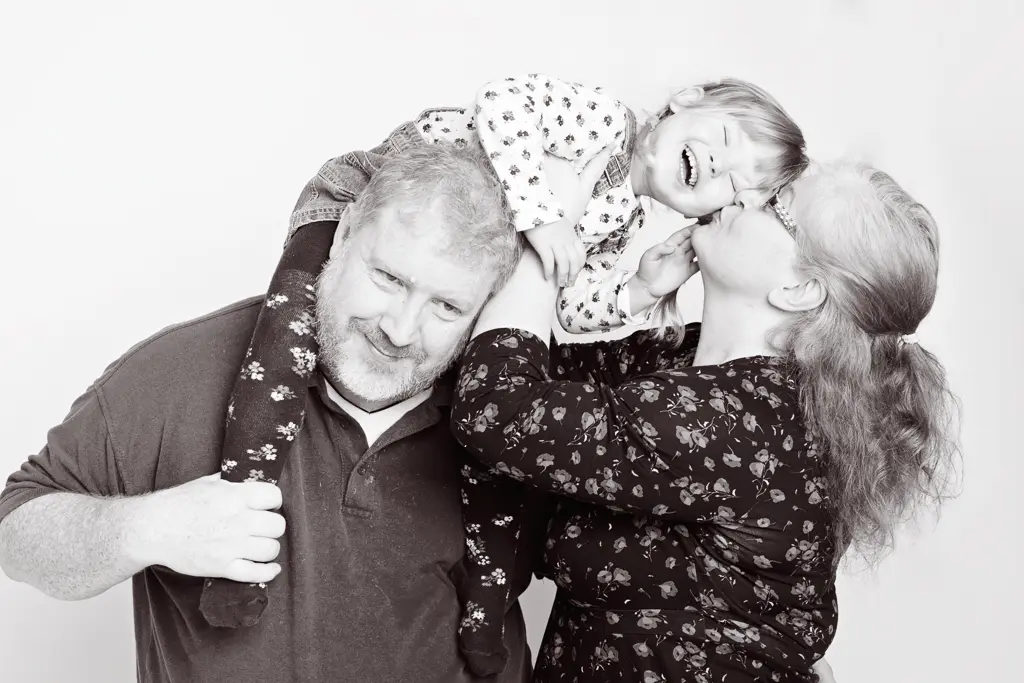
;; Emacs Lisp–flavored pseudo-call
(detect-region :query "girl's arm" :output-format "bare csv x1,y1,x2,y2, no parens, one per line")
473,73,629,235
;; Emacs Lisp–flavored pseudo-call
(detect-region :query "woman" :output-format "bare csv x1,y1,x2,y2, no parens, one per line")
451,159,960,682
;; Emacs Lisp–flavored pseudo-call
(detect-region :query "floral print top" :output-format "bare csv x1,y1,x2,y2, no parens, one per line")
452,324,840,682
413,73,647,334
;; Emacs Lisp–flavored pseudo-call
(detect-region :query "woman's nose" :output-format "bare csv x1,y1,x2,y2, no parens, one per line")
732,189,762,210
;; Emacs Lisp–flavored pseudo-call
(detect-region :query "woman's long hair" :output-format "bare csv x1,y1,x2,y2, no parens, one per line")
651,162,961,566
773,163,961,565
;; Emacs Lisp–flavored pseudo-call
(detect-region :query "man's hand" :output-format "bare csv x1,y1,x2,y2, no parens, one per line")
635,226,700,298
130,473,286,584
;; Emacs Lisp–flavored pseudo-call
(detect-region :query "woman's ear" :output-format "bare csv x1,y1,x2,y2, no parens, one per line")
767,278,826,312
668,87,705,113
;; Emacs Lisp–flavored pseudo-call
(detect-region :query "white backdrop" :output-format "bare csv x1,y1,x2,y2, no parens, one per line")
0,1,1020,681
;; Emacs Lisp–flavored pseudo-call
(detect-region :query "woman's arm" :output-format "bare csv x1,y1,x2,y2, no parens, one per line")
471,247,560,344
549,325,698,386
458,249,797,523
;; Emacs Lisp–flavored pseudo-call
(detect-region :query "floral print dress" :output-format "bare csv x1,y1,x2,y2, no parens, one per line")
452,324,840,682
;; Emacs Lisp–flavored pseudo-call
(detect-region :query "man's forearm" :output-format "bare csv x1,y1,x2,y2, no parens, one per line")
0,492,151,601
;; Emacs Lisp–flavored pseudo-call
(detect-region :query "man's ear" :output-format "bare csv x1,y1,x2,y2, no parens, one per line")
329,207,353,257
668,87,705,113
767,278,826,312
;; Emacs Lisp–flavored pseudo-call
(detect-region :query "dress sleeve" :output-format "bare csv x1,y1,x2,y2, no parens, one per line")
548,324,698,385
452,328,797,524
473,73,629,233
555,209,650,334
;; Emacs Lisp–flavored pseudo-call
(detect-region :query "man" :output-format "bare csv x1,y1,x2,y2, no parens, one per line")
0,139,529,682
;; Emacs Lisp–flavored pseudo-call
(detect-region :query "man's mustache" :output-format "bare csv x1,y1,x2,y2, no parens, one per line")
351,321,423,361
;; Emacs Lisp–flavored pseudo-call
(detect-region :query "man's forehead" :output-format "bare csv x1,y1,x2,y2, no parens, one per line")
359,205,452,251
359,216,495,304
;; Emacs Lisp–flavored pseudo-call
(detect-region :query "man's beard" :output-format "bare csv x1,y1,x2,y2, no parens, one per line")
314,264,471,405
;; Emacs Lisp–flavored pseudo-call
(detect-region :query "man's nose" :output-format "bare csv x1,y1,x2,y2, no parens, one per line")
378,297,420,349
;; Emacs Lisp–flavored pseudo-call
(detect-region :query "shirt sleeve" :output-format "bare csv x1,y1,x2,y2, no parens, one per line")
0,387,122,523
286,119,427,243
452,328,796,524
473,73,629,233
556,211,648,334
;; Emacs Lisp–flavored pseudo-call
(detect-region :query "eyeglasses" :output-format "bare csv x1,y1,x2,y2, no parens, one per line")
768,195,798,238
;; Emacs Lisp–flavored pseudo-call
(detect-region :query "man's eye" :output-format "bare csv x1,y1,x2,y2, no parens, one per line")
376,270,400,283
438,301,462,317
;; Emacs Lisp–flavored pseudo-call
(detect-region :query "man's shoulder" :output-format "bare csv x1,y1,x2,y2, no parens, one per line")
93,296,264,400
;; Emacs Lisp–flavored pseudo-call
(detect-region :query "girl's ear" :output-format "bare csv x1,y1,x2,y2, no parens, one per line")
668,87,705,113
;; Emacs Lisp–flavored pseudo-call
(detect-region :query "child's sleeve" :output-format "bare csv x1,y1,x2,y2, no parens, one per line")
556,220,653,334
455,455,549,677
473,73,629,234
285,119,428,244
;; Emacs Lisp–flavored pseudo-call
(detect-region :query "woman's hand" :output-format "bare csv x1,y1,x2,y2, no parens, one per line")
526,147,615,287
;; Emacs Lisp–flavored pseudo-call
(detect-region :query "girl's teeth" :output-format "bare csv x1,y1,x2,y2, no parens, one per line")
680,146,698,188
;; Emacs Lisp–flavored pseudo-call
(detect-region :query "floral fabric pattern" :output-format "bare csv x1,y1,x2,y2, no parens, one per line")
453,325,840,682
413,73,646,333
200,129,417,629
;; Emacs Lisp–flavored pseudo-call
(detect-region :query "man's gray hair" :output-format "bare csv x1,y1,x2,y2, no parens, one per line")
346,143,523,295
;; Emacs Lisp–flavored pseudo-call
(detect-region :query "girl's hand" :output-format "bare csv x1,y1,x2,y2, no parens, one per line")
635,226,700,298
523,221,585,288
529,147,615,286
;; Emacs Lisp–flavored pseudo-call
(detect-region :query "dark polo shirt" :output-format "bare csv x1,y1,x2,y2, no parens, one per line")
0,296,530,683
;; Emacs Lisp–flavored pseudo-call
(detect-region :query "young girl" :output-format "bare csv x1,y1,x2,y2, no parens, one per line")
421,72,808,334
